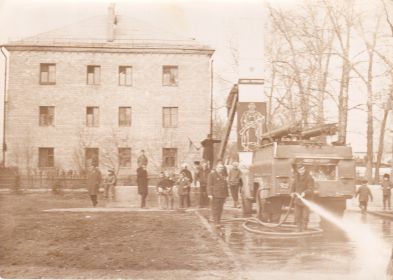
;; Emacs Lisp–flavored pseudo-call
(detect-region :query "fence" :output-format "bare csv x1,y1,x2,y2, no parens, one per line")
0,167,162,190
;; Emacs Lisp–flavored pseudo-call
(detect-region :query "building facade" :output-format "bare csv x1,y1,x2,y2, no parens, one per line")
1,7,214,176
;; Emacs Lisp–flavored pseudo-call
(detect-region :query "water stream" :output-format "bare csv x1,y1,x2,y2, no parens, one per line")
299,196,391,279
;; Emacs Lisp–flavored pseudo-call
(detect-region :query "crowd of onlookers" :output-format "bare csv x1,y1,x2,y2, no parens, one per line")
85,149,243,219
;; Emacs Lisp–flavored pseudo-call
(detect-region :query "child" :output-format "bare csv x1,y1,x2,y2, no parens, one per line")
381,174,393,211
355,179,373,214
104,169,116,201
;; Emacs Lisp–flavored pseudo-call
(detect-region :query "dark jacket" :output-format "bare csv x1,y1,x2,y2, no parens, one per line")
137,167,148,195
157,177,174,194
197,167,210,186
176,177,191,196
207,170,228,198
291,171,314,205
356,184,373,202
86,167,102,195
181,168,193,184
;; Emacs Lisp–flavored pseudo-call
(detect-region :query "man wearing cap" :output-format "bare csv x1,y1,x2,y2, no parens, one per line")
207,164,229,227
290,164,314,232
86,161,102,207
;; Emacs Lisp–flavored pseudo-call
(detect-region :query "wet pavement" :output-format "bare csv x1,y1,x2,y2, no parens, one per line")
218,209,393,279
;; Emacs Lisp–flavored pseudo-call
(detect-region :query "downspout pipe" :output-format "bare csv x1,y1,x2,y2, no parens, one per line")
0,46,7,167
210,58,214,136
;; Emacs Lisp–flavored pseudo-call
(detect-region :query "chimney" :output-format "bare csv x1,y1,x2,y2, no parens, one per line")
107,3,116,42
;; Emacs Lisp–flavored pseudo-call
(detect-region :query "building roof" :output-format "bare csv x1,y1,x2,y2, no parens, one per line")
4,15,214,54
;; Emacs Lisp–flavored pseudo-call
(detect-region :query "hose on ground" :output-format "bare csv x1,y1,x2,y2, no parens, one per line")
219,192,323,238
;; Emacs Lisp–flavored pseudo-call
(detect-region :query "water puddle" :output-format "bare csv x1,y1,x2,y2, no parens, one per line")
219,200,393,279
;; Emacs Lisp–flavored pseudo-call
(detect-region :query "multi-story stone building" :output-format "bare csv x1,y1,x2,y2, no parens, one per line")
1,5,214,176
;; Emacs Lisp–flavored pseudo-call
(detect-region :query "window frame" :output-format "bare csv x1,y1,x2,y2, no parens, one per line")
39,106,55,126
39,63,56,85
86,65,101,85
85,148,99,167
38,147,54,168
162,65,178,87
86,106,99,127
118,107,132,127
118,147,132,168
162,148,177,168
162,107,178,128
118,66,133,86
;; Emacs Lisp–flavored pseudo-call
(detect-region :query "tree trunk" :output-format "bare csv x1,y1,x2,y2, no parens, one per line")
375,108,389,182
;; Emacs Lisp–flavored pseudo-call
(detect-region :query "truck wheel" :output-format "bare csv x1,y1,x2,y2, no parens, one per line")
242,195,253,216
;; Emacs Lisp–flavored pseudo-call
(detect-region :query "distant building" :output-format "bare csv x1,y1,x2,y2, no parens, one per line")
1,4,214,176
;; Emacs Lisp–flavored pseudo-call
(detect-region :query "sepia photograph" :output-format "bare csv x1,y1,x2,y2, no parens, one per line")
1,0,393,279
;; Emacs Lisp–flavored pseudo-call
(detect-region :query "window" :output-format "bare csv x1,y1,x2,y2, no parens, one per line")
39,148,54,168
119,148,131,167
119,107,132,127
85,148,99,167
162,66,178,86
39,106,55,126
163,107,178,128
87,65,100,85
40,63,56,85
119,66,132,86
162,148,177,168
86,107,99,127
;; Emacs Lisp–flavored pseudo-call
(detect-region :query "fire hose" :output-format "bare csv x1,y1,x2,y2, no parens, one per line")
220,192,323,238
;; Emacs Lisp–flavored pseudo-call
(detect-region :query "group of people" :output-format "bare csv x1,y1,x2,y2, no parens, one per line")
137,159,243,215
355,173,393,213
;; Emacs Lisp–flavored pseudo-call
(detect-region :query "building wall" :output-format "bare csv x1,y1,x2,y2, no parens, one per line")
5,50,212,175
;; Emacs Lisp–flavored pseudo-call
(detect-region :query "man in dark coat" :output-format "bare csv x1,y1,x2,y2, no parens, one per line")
290,164,314,232
207,163,229,227
137,165,148,208
196,161,210,208
86,161,102,207
180,163,193,207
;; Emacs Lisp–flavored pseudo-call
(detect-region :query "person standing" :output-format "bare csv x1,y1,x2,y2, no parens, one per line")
176,172,191,209
381,174,393,211
86,161,102,207
290,164,314,232
228,162,242,208
104,169,117,202
197,161,211,208
137,164,148,208
180,163,193,207
201,134,221,169
157,172,175,210
207,163,229,228
193,161,202,187
137,150,148,167
356,179,373,214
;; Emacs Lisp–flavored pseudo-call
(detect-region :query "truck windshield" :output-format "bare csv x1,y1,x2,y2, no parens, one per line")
301,159,338,181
